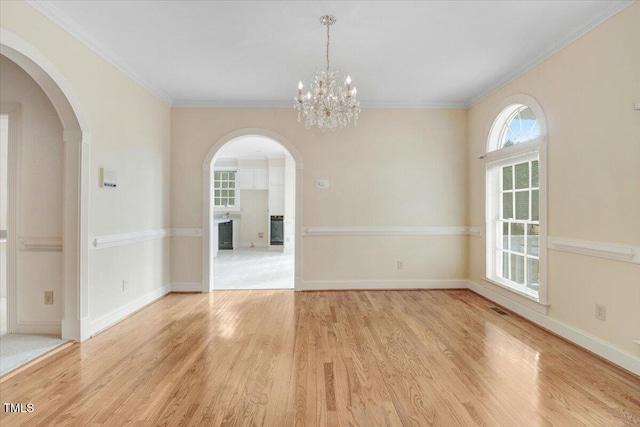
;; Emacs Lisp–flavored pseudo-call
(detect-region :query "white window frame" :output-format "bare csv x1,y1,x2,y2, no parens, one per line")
213,167,239,209
484,95,548,304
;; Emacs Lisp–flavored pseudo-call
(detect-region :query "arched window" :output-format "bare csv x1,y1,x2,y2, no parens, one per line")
497,105,540,148
484,96,547,303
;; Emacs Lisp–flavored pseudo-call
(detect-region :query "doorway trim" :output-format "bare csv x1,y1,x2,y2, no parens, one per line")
202,128,303,292
0,103,21,336
1,29,91,341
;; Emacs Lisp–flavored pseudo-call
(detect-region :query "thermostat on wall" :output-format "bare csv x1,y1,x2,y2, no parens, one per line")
101,168,117,188
315,179,329,189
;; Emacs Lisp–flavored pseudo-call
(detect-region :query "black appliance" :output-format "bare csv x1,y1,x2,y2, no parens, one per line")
270,216,284,245
218,220,233,250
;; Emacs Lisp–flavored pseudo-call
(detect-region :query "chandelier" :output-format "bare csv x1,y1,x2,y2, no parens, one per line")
294,15,360,131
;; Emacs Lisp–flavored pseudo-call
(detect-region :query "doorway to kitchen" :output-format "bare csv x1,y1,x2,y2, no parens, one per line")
203,130,302,291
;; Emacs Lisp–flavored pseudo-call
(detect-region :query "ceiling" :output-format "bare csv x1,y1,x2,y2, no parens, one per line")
216,137,287,161
29,1,633,108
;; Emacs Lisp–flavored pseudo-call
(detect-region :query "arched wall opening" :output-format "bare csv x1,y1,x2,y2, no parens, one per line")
1,29,90,341
202,129,303,292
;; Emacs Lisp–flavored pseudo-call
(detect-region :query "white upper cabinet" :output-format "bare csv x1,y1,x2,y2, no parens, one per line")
268,185,285,215
269,167,285,186
254,169,268,189
238,168,268,190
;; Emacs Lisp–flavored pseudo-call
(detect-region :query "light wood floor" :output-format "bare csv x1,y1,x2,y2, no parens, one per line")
1,290,639,426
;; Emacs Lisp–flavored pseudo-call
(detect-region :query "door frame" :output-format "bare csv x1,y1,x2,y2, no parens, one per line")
202,128,303,291
1,29,91,341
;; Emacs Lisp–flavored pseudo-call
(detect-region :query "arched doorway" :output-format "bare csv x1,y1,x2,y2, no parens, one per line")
0,29,90,341
202,129,303,292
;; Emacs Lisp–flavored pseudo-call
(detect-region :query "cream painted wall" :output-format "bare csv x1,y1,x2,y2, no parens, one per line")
1,56,64,325
467,3,640,354
1,1,171,323
171,108,468,284
0,0,635,371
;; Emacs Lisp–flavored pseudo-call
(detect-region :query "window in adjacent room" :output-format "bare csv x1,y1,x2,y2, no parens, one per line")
213,170,237,207
484,97,547,302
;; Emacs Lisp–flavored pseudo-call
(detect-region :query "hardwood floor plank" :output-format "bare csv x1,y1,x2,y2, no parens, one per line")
1,290,639,426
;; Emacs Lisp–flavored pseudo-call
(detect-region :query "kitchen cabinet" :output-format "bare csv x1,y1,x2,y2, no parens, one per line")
268,185,285,216
269,167,284,186
268,166,285,215
238,168,268,190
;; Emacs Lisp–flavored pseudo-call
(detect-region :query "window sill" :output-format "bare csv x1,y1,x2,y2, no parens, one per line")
482,277,549,315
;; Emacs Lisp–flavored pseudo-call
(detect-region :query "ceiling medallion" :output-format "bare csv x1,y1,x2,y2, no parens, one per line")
294,15,361,131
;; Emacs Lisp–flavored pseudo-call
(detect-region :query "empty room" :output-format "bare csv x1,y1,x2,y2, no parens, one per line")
0,0,639,425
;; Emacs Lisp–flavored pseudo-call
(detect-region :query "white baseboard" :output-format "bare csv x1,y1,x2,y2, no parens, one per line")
15,320,61,335
171,282,202,292
467,280,640,376
299,279,468,291
90,284,171,336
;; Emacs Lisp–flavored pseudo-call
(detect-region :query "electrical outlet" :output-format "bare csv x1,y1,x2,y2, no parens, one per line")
44,291,54,305
397,260,404,270
122,280,128,292
258,232,264,238
595,304,606,321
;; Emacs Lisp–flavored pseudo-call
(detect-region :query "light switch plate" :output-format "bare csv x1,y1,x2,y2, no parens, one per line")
315,179,329,189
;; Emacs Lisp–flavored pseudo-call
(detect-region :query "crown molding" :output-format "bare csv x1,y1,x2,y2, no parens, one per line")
26,0,634,111
172,99,467,109
171,99,293,108
464,0,636,108
25,0,173,105
360,100,466,109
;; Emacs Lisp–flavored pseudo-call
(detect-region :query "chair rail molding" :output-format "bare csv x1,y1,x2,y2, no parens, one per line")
171,228,203,238
548,236,639,264
91,228,170,250
303,226,480,237
18,237,63,252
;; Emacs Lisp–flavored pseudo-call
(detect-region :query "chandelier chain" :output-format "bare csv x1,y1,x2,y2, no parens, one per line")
326,23,330,71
